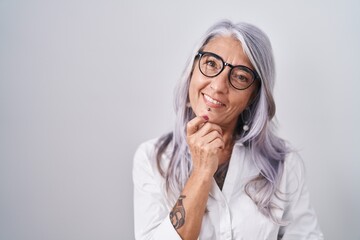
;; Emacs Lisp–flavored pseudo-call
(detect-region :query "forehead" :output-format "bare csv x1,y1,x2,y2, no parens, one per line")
204,35,242,51
202,35,253,68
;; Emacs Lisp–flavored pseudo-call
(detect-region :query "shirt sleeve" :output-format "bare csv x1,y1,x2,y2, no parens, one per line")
278,153,324,240
132,141,182,240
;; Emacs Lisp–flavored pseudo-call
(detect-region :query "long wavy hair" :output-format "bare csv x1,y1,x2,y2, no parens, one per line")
155,20,289,224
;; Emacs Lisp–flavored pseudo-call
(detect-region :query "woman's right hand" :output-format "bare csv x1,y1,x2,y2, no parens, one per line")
186,115,225,177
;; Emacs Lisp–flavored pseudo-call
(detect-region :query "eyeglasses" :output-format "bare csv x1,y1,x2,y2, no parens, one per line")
196,51,259,90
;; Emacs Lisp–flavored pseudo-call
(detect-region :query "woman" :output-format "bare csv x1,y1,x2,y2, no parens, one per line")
133,20,324,239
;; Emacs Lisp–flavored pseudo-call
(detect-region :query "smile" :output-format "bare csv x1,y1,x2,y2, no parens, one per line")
203,93,225,107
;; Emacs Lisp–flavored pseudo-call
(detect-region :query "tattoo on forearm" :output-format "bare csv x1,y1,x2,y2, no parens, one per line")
170,195,186,229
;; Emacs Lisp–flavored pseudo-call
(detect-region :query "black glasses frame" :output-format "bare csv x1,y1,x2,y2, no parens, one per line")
196,51,259,90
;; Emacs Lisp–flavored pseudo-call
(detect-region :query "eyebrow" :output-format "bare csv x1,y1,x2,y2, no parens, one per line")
202,50,255,71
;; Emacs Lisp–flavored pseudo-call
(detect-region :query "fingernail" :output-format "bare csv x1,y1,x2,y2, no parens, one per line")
202,115,209,121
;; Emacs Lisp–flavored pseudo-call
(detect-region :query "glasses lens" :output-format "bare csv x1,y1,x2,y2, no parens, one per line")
230,67,255,90
199,53,223,77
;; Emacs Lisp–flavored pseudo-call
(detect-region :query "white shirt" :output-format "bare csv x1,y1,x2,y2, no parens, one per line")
133,138,324,240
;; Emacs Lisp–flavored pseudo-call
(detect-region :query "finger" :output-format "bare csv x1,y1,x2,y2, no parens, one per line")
196,122,223,138
186,115,209,136
200,129,223,144
208,137,225,149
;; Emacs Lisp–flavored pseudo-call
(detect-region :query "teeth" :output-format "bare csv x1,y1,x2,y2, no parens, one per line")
204,94,223,105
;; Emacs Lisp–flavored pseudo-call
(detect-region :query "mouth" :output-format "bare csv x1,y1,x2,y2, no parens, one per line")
202,93,225,108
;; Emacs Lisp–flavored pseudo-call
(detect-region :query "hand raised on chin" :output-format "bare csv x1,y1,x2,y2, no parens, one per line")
186,115,225,177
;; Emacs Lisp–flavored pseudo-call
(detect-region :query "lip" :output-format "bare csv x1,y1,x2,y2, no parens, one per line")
202,93,226,108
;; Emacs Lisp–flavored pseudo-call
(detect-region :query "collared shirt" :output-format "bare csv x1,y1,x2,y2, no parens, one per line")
133,138,324,240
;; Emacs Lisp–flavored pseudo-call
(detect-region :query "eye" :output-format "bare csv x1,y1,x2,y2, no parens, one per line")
229,67,256,89
199,53,224,77
236,74,249,82
201,54,221,68
231,67,254,82
231,71,250,83
205,60,218,68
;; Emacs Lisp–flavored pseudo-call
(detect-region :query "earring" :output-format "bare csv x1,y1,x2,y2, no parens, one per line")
186,102,191,108
241,108,251,132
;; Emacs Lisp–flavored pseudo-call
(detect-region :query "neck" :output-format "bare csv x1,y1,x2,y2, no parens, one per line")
217,129,235,166
221,125,236,149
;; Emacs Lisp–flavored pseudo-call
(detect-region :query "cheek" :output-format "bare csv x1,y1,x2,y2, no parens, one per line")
188,79,196,103
229,92,253,113
189,73,207,100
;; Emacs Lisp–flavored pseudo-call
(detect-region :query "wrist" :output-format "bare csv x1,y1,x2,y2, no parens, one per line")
190,168,214,183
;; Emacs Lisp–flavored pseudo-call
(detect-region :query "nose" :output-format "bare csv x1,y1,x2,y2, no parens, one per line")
209,67,230,93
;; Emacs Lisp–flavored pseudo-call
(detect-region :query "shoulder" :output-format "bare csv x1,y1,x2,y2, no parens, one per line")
133,136,173,176
132,138,162,187
134,138,159,157
280,150,307,197
133,138,159,168
283,151,306,179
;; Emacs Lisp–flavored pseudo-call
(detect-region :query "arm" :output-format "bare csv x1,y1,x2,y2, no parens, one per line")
133,116,223,240
170,115,224,240
169,169,213,239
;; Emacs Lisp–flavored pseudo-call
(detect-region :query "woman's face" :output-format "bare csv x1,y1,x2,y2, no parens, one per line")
188,35,258,132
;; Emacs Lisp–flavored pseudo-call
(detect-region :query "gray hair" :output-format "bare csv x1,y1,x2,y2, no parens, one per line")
156,20,289,224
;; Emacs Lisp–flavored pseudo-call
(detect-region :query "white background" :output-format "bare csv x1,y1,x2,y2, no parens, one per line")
1,0,359,239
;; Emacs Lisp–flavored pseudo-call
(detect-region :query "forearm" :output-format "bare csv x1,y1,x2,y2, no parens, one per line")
173,115,222,239
170,170,212,240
